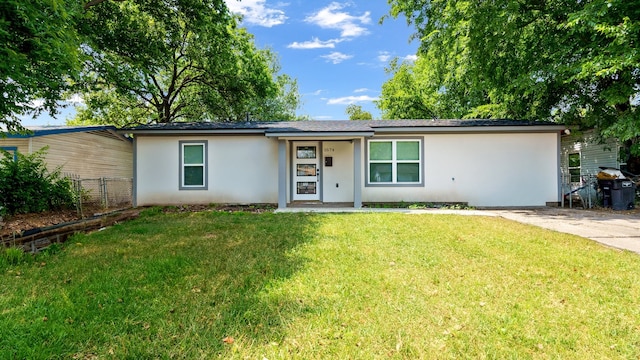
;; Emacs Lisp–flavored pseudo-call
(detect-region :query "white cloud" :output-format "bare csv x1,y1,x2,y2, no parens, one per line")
377,51,392,63
403,54,418,62
287,37,341,49
225,0,287,27
327,95,378,105
354,88,370,93
321,51,353,64
313,115,334,120
305,2,371,38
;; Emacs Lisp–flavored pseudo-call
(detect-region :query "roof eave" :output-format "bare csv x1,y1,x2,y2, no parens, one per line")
119,129,267,136
265,131,374,138
372,125,567,134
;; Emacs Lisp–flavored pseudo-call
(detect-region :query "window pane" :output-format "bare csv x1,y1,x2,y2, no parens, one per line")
297,182,316,194
370,142,392,160
184,166,204,186
184,145,204,164
569,169,581,183
370,163,392,182
397,163,420,182
397,141,419,160
297,146,316,159
568,153,580,167
297,164,316,176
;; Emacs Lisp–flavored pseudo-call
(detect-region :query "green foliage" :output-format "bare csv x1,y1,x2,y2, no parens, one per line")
71,1,300,125
377,58,441,119
383,0,640,153
0,147,74,215
244,50,302,121
345,104,373,120
0,0,83,132
1,0,301,131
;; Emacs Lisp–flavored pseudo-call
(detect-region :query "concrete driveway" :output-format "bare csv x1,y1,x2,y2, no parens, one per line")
491,208,640,254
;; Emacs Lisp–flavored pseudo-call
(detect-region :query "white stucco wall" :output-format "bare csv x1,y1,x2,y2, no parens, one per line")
135,135,279,206
362,132,560,207
135,131,560,208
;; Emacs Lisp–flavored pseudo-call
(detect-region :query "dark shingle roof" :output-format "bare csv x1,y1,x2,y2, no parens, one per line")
124,119,564,134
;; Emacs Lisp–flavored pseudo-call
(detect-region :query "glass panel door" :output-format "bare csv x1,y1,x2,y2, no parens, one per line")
292,142,320,201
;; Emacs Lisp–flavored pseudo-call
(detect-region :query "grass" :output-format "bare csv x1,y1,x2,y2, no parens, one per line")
1,208,639,359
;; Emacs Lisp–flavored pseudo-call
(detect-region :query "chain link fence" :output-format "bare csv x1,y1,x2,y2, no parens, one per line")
67,174,133,216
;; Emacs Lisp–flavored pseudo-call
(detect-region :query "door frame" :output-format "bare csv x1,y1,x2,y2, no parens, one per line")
291,141,321,201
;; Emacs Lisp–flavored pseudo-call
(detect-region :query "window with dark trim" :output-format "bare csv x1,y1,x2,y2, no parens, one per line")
367,139,423,186
179,141,208,190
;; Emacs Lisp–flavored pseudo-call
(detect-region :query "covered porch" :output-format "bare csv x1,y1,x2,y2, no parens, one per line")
268,131,371,209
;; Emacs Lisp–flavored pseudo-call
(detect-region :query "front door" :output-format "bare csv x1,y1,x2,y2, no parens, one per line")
292,142,320,201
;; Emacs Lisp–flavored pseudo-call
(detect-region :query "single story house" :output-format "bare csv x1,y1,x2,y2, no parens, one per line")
0,125,133,179
124,119,565,209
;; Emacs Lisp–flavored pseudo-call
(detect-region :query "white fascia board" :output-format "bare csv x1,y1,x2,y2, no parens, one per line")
372,125,566,134
265,131,374,138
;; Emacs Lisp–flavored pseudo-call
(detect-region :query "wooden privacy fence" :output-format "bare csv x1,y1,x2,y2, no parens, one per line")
66,175,133,216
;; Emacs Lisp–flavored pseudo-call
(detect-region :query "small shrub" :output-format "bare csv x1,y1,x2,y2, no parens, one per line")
0,147,74,215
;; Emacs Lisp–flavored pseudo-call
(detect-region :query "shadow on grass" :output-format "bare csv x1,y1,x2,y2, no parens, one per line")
0,209,325,358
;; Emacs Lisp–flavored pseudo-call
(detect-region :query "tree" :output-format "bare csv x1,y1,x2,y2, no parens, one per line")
0,0,83,132
72,0,288,126
383,0,640,153
239,50,302,121
345,104,373,120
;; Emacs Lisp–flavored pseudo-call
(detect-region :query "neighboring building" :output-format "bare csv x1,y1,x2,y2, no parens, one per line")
560,129,625,206
560,129,623,184
0,125,133,179
125,120,565,209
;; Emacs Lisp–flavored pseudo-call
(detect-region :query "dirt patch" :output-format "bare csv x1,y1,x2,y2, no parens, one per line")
160,204,276,214
0,207,123,237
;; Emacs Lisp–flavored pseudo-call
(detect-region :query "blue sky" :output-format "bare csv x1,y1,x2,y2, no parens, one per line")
23,1,418,126
226,0,419,120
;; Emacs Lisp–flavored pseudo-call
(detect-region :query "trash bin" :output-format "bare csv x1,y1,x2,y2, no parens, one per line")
598,179,636,210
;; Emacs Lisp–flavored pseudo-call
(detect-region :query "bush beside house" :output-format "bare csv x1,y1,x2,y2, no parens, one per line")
0,147,74,216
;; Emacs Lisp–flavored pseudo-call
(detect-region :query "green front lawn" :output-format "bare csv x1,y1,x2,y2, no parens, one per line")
1,209,639,359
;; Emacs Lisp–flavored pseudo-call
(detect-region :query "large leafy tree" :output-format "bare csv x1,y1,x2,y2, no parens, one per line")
235,49,301,122
382,0,640,153
2,0,300,131
345,104,373,120
0,0,82,132
73,0,293,126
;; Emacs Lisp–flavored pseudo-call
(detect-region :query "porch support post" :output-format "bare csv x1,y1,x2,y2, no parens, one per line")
353,138,362,208
557,132,562,206
278,139,287,209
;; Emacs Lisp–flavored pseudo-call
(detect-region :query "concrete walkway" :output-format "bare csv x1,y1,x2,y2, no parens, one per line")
276,207,640,254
